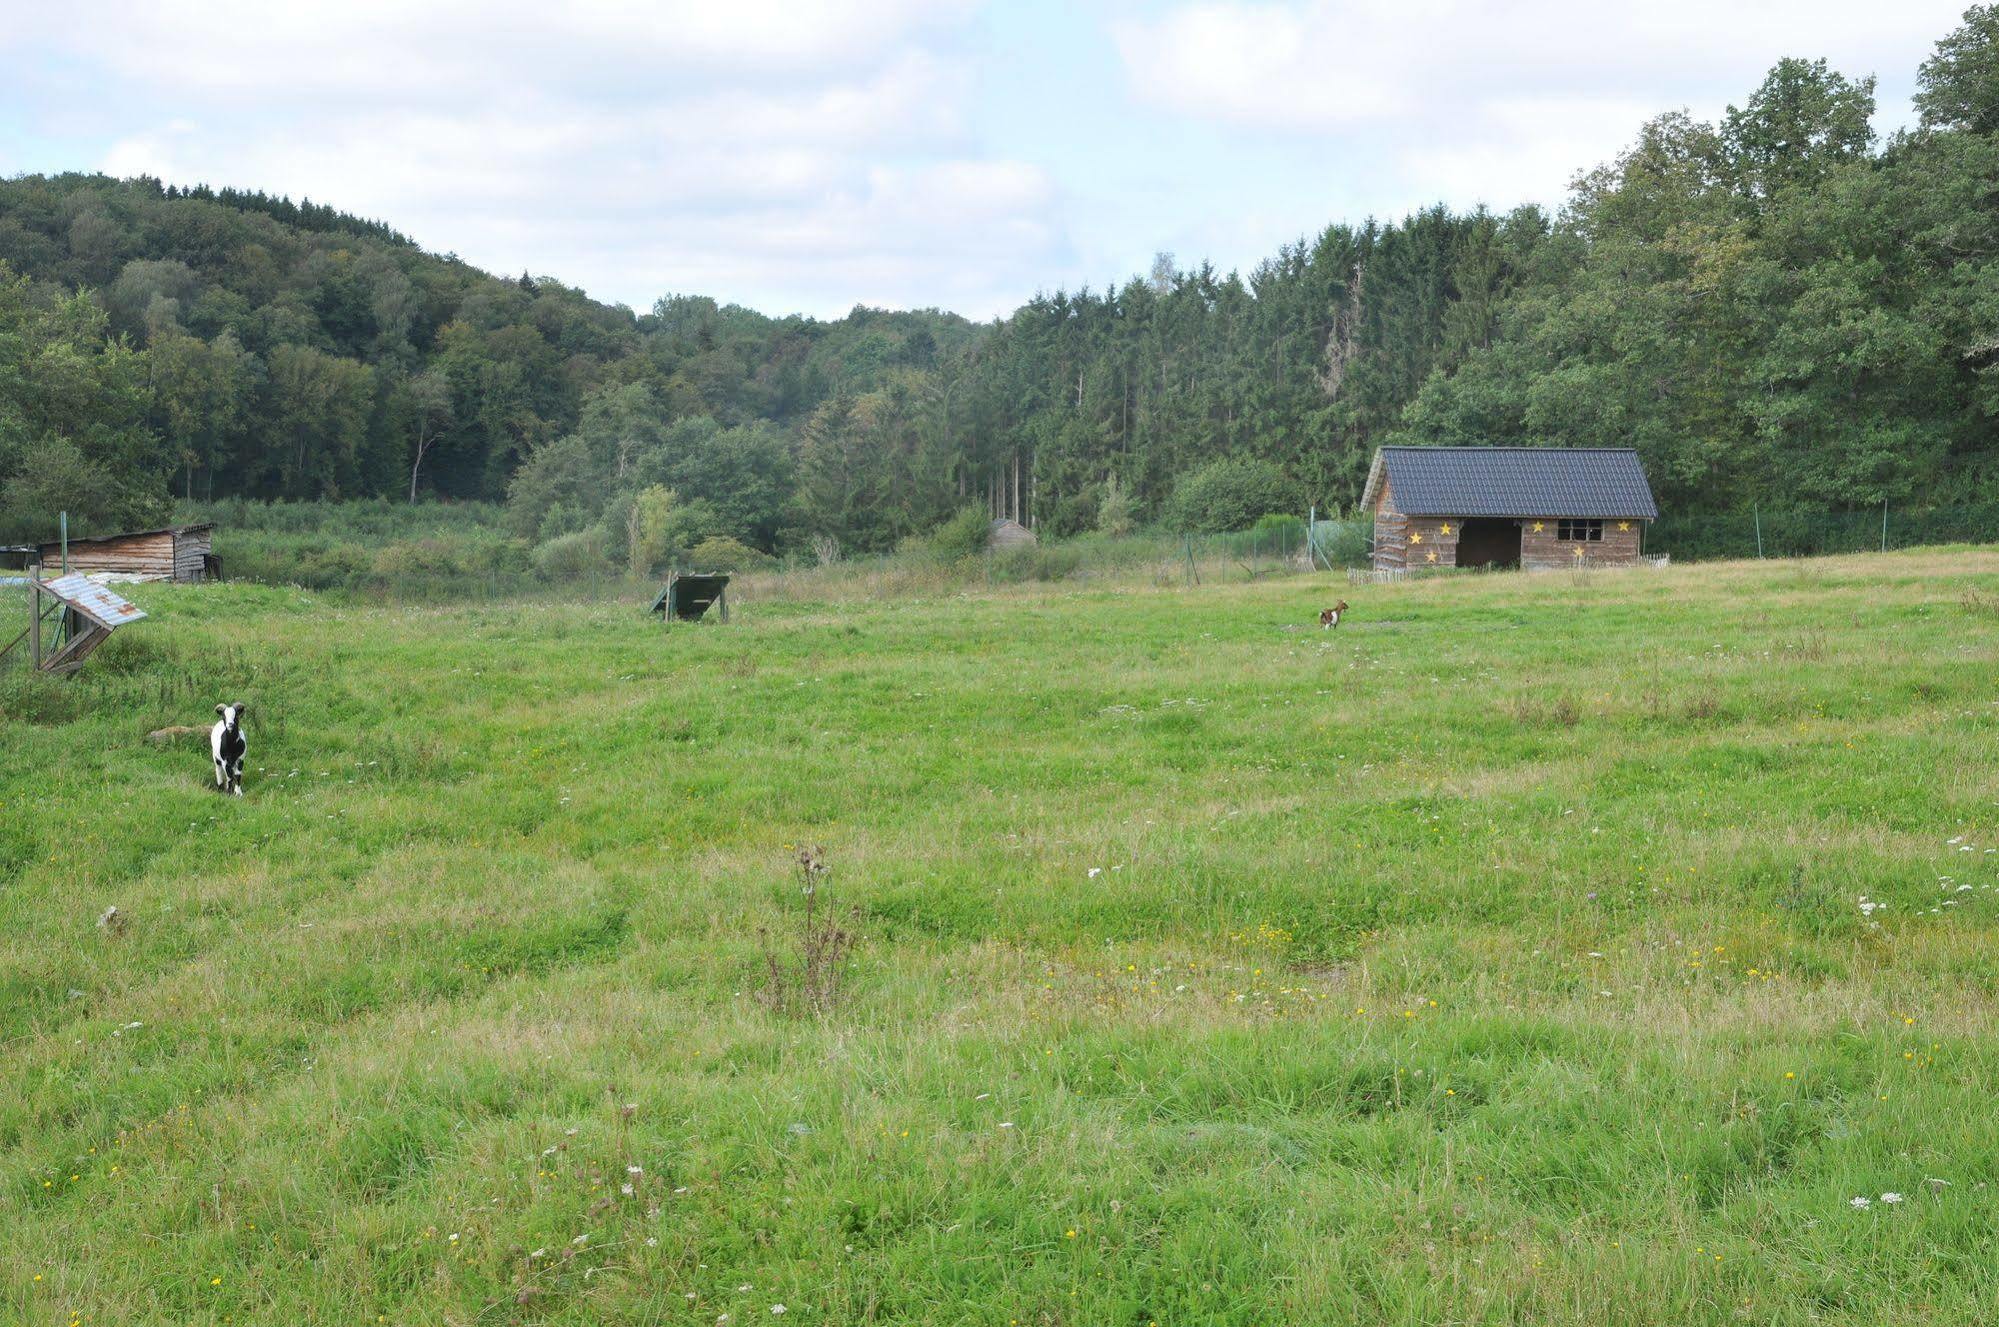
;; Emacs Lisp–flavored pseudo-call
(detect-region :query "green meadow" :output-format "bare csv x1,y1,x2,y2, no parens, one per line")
4,551,1999,1325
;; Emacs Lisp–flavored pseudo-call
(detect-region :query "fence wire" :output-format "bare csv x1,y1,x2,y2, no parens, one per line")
1645,504,1999,562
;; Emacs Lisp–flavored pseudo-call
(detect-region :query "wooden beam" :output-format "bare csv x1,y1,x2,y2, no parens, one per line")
43,623,108,674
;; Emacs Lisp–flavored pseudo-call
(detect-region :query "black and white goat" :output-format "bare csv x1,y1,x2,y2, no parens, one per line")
211,702,248,796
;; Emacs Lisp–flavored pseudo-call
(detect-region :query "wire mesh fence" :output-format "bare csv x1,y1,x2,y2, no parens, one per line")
1646,504,1999,562
1293,505,1999,570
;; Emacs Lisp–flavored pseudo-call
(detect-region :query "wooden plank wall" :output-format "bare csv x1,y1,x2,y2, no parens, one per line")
1401,517,1459,569
172,531,211,582
1521,520,1643,571
1373,477,1466,570
1375,496,1649,574
55,533,176,579
1371,475,1410,570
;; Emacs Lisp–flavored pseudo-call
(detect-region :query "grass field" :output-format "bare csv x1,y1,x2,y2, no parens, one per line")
5,552,1999,1325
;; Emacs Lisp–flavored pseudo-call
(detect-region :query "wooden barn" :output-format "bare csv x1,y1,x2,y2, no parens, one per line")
35,523,218,582
1362,447,1658,573
987,517,1037,551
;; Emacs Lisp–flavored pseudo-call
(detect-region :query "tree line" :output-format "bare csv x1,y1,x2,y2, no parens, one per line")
5,7,1999,559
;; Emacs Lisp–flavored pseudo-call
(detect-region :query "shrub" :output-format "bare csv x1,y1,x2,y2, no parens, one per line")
531,527,611,581
927,504,992,562
988,544,1082,583
683,535,769,570
625,485,679,578
1167,458,1293,532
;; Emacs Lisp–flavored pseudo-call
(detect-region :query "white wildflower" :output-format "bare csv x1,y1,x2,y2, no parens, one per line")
1881,1192,1903,1204
1849,1196,1871,1209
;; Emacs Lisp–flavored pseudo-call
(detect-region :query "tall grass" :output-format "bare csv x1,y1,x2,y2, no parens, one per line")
183,498,539,600
178,500,1361,602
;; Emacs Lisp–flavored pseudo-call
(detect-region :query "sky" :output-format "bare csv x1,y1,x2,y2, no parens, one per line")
0,0,1976,321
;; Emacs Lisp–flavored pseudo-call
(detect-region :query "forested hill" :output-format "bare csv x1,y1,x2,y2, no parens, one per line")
6,7,1999,558
0,173,976,542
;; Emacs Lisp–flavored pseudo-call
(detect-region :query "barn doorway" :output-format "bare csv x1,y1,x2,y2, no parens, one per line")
1455,518,1521,569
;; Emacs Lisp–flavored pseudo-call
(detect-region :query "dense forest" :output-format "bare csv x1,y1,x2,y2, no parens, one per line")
5,8,1999,561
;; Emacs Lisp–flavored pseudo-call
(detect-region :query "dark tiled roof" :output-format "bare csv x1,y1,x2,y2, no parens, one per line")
1371,447,1658,518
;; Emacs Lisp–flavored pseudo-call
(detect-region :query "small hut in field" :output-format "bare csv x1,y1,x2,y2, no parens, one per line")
1362,447,1658,572
35,523,219,582
987,518,1036,551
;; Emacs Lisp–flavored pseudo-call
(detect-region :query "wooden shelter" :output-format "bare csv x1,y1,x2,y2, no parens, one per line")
1362,447,1658,573
987,518,1036,551
0,571,148,674
34,523,218,582
650,571,730,624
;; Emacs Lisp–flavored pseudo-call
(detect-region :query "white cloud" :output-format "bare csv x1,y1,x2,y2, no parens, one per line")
8,0,1058,318
3,1,1977,316
1115,0,1969,214
5,0,980,95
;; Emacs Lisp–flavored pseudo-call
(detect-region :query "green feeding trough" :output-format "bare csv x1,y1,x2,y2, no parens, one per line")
650,571,731,624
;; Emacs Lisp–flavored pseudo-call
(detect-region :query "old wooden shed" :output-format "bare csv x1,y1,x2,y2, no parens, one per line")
35,523,218,582
987,518,1037,551
1362,447,1658,573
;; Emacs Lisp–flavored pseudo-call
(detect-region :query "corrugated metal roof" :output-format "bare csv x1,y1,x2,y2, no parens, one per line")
39,573,147,630
1366,447,1659,518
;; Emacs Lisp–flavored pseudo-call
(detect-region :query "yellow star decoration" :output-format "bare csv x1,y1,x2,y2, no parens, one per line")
1617,521,1631,532
1425,551,1438,563
1409,531,1423,544
1573,545,1586,558
1440,523,1453,535
1531,521,1545,533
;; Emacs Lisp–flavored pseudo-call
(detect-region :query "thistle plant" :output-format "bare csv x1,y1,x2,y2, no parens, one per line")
758,845,857,1016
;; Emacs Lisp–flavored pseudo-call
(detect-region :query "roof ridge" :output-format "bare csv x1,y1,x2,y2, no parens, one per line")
1380,445,1641,454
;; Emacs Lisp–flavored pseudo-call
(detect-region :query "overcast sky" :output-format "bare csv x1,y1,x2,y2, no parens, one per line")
0,1,1974,320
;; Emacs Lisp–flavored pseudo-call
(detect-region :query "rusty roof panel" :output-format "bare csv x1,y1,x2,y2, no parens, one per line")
40,572,148,630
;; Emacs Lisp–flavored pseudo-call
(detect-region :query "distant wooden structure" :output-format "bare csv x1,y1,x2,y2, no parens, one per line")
650,571,730,624
34,523,218,582
0,570,148,674
1362,447,1658,573
987,518,1036,551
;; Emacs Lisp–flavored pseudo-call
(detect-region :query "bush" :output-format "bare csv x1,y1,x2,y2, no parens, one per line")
1166,458,1293,532
987,544,1082,583
684,535,770,570
531,527,611,581
927,505,993,562
625,485,678,577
